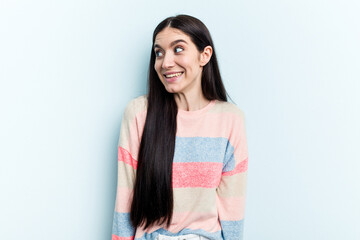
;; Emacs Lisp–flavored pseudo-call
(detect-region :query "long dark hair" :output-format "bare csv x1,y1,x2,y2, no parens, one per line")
130,14,231,229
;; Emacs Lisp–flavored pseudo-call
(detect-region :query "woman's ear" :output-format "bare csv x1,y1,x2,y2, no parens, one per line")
200,46,213,66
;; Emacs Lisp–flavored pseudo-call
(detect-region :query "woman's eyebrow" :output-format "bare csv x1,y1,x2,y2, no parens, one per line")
154,39,188,49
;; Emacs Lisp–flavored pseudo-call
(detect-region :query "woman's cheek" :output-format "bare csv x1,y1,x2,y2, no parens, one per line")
154,62,161,74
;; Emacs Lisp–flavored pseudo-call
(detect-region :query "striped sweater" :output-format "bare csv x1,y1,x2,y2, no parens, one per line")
112,95,249,240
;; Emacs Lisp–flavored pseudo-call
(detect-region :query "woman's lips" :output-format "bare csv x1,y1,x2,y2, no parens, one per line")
164,72,183,83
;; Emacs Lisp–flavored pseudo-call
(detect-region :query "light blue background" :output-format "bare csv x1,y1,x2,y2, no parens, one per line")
1,0,359,239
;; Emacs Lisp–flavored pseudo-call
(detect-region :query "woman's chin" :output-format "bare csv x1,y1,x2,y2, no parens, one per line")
165,86,181,93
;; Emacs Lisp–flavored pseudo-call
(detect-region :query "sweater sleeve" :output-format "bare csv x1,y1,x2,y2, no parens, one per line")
112,99,143,240
216,109,249,240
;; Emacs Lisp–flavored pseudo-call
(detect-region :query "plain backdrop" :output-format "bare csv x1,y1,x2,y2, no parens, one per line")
0,0,359,239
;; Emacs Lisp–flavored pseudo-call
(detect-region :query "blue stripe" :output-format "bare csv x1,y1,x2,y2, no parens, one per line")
174,137,235,171
222,140,235,172
220,219,245,239
112,211,134,237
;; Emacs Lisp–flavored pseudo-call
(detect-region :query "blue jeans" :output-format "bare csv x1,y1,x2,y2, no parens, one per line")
156,233,210,240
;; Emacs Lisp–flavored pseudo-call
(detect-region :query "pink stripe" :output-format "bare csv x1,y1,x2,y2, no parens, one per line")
216,195,246,220
222,157,248,176
176,112,244,138
118,146,138,169
115,187,133,213
112,235,134,240
172,162,223,188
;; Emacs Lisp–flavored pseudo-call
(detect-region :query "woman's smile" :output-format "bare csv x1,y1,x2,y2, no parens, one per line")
164,71,184,82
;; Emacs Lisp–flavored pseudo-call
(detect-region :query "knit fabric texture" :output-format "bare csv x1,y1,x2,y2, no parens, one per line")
112,95,249,240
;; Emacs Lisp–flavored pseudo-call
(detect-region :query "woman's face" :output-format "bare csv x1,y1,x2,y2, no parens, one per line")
153,27,206,94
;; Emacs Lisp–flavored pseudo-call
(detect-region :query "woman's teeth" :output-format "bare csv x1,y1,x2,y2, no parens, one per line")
165,72,183,78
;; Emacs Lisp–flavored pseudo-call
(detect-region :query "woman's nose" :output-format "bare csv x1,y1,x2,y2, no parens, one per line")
162,52,175,69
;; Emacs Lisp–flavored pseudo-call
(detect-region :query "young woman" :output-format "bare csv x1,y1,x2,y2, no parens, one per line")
112,14,249,240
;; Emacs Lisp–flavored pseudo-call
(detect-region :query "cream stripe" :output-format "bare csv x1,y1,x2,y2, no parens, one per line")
216,172,247,198
173,188,216,213
117,161,136,189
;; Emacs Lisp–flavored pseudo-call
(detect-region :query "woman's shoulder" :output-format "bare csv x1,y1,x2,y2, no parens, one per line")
123,94,148,120
126,94,148,108
211,99,245,119
212,100,247,133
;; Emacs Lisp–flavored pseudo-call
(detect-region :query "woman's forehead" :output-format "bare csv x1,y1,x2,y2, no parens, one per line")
154,27,191,45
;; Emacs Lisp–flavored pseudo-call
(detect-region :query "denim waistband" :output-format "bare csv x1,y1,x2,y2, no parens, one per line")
156,233,209,240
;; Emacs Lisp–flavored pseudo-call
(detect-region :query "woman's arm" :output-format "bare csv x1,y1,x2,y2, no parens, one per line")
216,109,249,240
112,98,144,240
